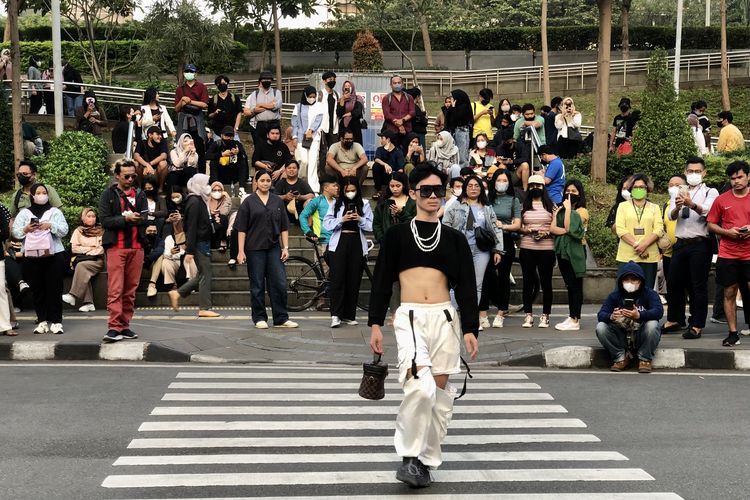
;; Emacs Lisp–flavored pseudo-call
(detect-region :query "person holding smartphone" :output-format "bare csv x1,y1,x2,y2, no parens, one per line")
323,176,373,328
75,90,107,136
336,80,364,146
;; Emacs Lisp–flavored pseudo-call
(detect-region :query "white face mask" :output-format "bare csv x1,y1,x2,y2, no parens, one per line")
172,196,182,204
476,140,487,149
344,191,356,200
211,191,223,200
306,96,316,105
668,186,680,198
623,282,640,293
453,188,462,197
501,105,510,112
33,194,49,205
510,114,520,122
183,72,195,81
436,139,444,147
495,182,509,193
686,173,703,187
621,189,631,201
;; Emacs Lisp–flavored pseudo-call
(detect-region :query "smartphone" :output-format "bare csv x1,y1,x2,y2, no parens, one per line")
678,185,690,196
623,298,635,310
387,199,396,206
30,217,40,225
739,227,749,233
346,203,357,214
140,209,150,215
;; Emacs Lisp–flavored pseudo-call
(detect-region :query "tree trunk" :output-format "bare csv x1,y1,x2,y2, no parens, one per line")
621,0,631,61
8,0,23,173
541,0,551,104
592,0,612,184
3,19,10,44
272,0,282,92
720,0,730,110
418,13,433,68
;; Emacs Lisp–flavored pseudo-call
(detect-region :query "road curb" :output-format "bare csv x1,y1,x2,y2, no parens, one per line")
500,345,750,370
0,340,191,363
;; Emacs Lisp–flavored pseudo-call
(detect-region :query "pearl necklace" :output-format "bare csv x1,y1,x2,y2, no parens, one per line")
410,218,441,252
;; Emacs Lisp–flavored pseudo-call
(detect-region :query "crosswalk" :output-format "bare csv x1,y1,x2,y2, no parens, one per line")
101,365,683,499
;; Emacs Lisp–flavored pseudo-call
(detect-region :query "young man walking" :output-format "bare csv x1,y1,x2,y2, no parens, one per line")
368,163,479,488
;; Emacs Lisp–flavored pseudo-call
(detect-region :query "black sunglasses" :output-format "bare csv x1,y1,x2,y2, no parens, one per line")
416,185,446,198
123,174,137,180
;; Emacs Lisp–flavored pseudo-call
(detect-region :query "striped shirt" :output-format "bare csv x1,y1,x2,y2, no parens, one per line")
520,201,554,250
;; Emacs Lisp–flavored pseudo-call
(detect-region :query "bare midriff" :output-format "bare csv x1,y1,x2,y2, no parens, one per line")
399,267,450,304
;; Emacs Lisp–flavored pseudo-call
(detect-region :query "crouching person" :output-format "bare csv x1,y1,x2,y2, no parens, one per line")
596,260,663,373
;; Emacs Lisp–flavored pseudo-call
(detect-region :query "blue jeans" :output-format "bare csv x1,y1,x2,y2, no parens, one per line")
247,245,289,325
451,243,490,308
453,126,470,168
596,320,661,362
64,94,82,117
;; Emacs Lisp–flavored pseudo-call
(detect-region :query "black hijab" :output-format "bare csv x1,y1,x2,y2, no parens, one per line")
446,89,473,129
28,183,52,218
300,86,317,105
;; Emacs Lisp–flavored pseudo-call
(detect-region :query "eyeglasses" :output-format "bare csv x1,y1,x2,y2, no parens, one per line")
416,185,446,198
123,174,137,180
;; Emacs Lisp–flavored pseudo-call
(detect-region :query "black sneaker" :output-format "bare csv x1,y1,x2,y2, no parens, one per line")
722,332,741,347
121,329,138,340
682,327,702,340
396,457,431,488
102,330,123,343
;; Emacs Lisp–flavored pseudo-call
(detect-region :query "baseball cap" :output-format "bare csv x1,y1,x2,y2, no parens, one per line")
221,125,235,136
184,63,197,72
377,130,396,140
528,174,545,186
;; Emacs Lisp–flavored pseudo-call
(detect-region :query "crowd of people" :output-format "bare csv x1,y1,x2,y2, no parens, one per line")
2,64,750,371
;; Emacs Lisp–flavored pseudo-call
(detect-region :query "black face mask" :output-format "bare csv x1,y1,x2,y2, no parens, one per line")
222,139,234,147
217,83,228,92
480,99,489,106
529,188,543,199
342,140,353,149
326,81,336,89
146,234,157,243
17,174,32,186
620,105,630,113
566,194,580,206
717,120,724,128
261,81,272,89
144,189,156,198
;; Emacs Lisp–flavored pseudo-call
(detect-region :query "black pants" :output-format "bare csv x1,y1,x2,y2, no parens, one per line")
479,233,516,312
667,239,712,328
29,93,44,114
22,253,65,323
328,233,363,320
167,167,198,191
519,248,555,315
372,164,403,193
557,255,583,319
211,215,229,249
229,230,239,261
713,275,750,323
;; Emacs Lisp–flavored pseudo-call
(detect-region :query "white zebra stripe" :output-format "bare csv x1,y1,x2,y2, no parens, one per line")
175,372,530,380
167,382,544,391
160,392,544,402
150,404,567,415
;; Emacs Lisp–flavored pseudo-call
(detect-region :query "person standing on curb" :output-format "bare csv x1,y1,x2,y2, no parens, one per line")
168,174,221,319
369,163,479,489
99,159,147,343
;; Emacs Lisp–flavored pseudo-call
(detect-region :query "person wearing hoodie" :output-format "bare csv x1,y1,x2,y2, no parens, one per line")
596,261,664,373
168,174,220,318
76,90,107,136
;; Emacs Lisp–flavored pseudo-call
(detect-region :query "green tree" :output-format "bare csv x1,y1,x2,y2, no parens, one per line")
352,30,384,71
629,49,697,188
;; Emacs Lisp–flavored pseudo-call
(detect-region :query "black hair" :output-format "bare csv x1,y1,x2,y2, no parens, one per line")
450,176,464,188
340,128,354,138
19,159,37,173
670,173,687,182
378,171,410,208
118,105,131,121
718,110,733,123
614,175,633,204
321,70,336,80
409,162,447,188
498,98,511,108
142,175,159,198
537,144,557,156
143,87,159,105
510,104,522,113
522,182,554,214
113,159,136,175
521,103,536,113
214,74,229,86
694,99,707,110
475,132,489,142
726,160,750,177
147,125,161,136
630,172,654,192
286,160,300,170
267,124,281,135
551,96,563,108
459,174,489,206
487,169,515,203
334,176,364,216
459,167,474,177
254,169,272,181
685,156,706,169
319,175,338,189
301,85,317,104
563,179,587,208
540,105,552,114
479,88,493,100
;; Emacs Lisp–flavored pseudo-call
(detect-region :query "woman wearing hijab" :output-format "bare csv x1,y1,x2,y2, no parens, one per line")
168,174,220,318
62,208,104,313
208,181,232,251
554,96,583,159
336,80,365,146
427,130,460,178
76,90,107,136
291,86,324,191
27,55,44,114
445,89,473,168
168,133,200,190
12,183,69,334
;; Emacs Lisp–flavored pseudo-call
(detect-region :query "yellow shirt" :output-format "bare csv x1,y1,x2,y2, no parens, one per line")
662,204,677,258
615,200,665,263
472,101,494,139
717,124,745,153
576,207,590,246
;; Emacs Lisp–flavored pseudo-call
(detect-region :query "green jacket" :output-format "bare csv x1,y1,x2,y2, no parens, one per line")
554,207,586,277
373,197,416,243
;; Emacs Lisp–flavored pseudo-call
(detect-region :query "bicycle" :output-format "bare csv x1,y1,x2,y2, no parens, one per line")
286,236,375,312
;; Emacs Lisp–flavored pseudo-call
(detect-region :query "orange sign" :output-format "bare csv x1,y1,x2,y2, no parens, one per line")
370,92,388,121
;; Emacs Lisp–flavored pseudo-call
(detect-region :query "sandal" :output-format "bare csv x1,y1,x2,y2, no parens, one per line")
218,243,228,253
3,331,18,336
682,327,702,340
661,322,685,334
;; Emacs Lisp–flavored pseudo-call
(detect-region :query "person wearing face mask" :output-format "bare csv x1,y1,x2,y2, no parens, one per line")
468,132,497,175
208,75,242,142
609,97,639,154
168,133,200,191
382,75,415,151
325,129,369,185
142,224,165,298
690,100,711,146
662,158,720,339
445,89,474,168
207,181,232,251
336,80,365,147
313,71,341,178
63,208,104,313
716,110,745,153
687,114,708,155
12,183,69,335
492,99,512,129
657,175,682,307
614,173,664,289
554,97,582,159
537,144,566,205
606,175,635,234
206,125,249,191
427,131,460,177
472,88,495,142
0,204,12,336
479,169,521,329
323,176,374,328
27,55,44,114
167,174,220,318
61,58,83,117
10,161,63,218
140,87,175,141
405,87,428,149
372,130,406,197
76,90,107,136
292,86,324,191
243,70,282,147
596,262,664,373
175,63,209,173
434,96,451,135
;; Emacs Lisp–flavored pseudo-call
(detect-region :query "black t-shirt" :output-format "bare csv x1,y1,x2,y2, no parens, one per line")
135,138,168,162
612,113,638,145
111,121,130,154
208,92,243,134
252,140,292,171
274,178,314,211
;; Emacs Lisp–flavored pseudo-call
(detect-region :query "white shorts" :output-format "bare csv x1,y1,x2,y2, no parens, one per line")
393,302,462,384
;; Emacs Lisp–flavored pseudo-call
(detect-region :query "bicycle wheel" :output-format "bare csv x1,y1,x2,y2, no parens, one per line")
286,256,324,312
357,256,375,312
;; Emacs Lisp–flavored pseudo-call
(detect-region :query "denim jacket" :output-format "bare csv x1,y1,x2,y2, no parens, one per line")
443,201,504,253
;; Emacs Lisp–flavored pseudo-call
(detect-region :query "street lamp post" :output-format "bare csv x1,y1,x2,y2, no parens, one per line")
52,0,64,136
674,0,684,93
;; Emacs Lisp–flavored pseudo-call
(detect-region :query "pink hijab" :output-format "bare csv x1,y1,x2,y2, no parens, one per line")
342,80,364,128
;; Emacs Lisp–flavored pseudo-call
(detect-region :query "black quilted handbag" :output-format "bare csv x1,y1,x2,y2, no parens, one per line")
358,354,388,400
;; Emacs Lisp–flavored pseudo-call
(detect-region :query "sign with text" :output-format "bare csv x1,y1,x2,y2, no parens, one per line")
370,92,388,121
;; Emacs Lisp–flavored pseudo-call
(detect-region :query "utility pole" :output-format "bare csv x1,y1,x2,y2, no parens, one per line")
52,0,64,136
674,0,684,93
706,0,711,27
8,0,23,171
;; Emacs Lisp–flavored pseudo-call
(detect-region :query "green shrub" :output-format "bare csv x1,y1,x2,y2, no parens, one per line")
352,31,384,72
0,95,12,191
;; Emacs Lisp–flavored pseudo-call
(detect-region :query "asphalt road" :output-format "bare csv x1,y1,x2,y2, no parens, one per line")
0,363,747,499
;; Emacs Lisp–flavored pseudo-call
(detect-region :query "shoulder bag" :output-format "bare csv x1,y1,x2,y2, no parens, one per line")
466,205,496,252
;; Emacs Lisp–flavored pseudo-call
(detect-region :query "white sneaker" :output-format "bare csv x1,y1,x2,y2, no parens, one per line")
492,315,505,328
33,321,49,334
146,283,157,297
509,273,516,286
555,318,580,331
522,314,534,328
255,320,269,329
79,304,95,313
342,319,358,326
62,293,76,306
275,320,299,328
479,316,491,329
331,316,341,328
19,280,29,293
538,314,550,328
741,329,750,336
507,304,524,316
49,323,64,334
